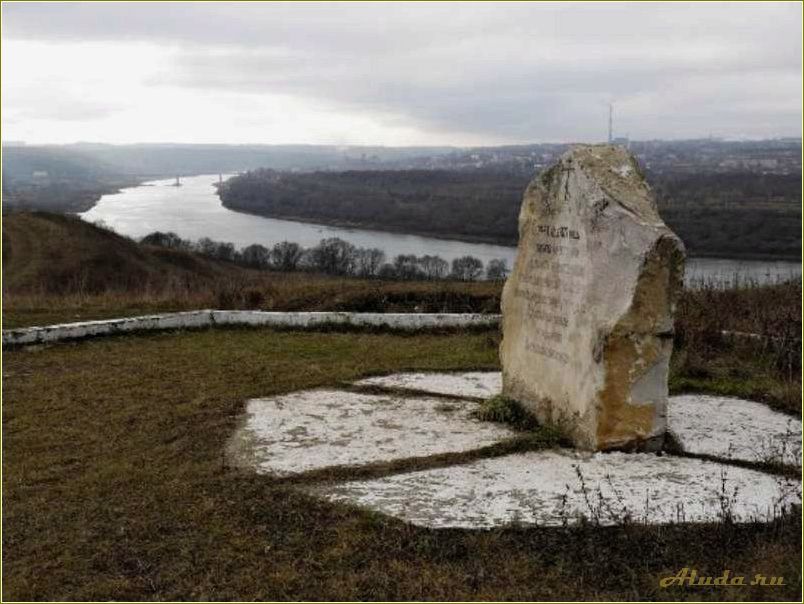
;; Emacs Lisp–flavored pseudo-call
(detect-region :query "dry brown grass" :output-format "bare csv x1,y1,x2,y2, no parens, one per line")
672,280,802,414
2,212,502,328
3,327,800,601
3,213,801,600
2,273,501,329
4,212,800,413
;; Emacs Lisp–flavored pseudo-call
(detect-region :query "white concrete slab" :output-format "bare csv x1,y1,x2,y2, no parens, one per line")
211,311,499,331
1,311,215,345
355,372,502,399
668,394,802,467
228,389,516,476
353,373,802,468
312,450,801,529
2,312,501,346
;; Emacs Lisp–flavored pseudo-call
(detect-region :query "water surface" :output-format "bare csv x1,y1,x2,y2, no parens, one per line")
81,174,802,287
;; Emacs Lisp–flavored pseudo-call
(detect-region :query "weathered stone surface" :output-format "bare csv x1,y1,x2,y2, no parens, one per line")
500,145,685,451
669,394,802,467
355,372,502,399
312,451,800,528
227,389,516,475
351,373,802,467
2,311,500,347
230,373,800,528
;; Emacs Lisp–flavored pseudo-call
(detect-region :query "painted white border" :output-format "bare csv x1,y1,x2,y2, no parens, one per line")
2,311,769,348
2,311,502,346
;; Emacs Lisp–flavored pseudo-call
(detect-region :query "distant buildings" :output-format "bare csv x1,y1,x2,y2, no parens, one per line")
31,170,50,185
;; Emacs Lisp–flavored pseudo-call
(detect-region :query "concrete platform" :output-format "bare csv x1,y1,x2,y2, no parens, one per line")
229,372,801,528
355,372,502,399
228,389,516,476
353,372,802,467
668,394,802,467
312,450,801,528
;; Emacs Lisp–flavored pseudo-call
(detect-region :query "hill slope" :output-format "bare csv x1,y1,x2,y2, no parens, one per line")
2,212,507,329
1,146,139,213
2,212,239,294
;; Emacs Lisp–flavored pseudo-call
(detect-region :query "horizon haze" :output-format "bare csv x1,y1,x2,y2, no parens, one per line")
1,1,802,146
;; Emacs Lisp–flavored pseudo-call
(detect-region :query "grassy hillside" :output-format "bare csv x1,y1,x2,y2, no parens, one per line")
2,212,243,295
1,147,139,213
2,212,501,328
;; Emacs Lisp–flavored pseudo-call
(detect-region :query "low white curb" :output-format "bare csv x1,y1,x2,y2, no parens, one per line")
2,311,502,347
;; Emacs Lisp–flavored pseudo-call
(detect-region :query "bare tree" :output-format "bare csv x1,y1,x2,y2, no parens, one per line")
451,255,484,281
418,255,449,280
393,254,423,280
195,238,236,262
486,258,509,281
195,237,218,257
141,231,188,249
355,247,385,277
310,237,357,275
214,241,237,262
241,244,271,268
271,241,304,272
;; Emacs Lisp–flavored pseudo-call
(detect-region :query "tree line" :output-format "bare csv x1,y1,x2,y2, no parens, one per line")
218,167,802,259
140,231,509,281
218,169,526,245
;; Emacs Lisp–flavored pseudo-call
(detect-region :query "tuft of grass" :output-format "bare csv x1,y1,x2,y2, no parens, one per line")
473,395,569,449
474,394,541,430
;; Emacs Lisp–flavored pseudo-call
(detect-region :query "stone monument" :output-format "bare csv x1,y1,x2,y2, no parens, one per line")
500,145,685,451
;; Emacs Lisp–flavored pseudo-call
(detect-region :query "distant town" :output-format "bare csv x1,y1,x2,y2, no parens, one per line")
3,137,802,261
342,137,803,176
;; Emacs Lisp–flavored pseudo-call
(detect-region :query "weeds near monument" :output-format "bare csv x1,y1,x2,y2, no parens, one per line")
672,278,802,415
473,395,541,431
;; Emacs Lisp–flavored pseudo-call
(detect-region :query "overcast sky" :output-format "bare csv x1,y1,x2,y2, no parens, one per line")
2,2,801,146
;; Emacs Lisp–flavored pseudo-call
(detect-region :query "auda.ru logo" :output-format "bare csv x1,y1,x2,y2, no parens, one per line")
660,567,785,587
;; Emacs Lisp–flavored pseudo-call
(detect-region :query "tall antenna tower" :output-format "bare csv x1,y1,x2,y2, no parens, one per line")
608,103,613,144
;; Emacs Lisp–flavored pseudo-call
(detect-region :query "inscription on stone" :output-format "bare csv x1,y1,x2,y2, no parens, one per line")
500,145,685,451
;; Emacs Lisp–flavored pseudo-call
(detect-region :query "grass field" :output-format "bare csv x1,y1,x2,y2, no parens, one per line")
2,326,801,601
3,211,801,600
6,276,800,415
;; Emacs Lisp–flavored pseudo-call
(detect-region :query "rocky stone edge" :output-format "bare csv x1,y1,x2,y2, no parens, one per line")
2,311,501,347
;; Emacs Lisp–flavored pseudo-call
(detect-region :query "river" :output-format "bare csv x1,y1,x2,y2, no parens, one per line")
80,174,801,287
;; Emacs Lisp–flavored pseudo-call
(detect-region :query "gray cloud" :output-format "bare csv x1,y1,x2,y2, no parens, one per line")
3,1,801,142
5,84,126,122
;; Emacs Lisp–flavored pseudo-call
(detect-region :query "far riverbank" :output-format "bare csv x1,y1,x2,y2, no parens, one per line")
219,203,803,263
79,174,802,286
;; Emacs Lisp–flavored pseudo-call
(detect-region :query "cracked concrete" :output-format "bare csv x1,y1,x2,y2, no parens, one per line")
355,372,502,399
668,394,802,467
230,371,801,528
312,451,800,528
228,389,516,476
352,372,802,466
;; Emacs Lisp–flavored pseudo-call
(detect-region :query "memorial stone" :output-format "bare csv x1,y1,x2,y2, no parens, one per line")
500,145,685,451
